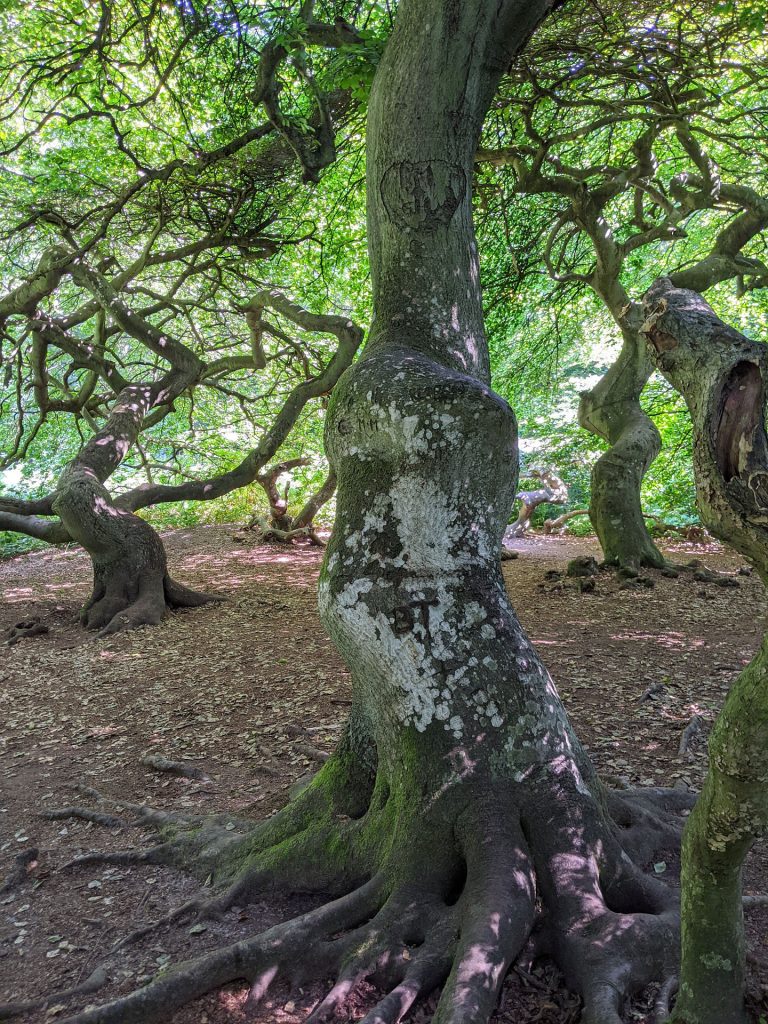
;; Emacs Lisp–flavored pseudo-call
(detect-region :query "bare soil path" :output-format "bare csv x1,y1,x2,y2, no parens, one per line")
1,526,766,1023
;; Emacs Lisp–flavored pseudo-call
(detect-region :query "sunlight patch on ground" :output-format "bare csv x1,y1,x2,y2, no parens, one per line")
609,630,706,650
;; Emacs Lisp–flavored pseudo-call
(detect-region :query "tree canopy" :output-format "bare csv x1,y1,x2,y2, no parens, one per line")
2,3,768,1023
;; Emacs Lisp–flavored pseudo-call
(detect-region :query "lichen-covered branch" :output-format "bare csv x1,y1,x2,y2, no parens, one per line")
642,277,768,1024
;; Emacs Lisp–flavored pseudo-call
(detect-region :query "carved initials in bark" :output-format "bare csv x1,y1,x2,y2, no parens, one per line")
380,160,466,231
391,596,439,635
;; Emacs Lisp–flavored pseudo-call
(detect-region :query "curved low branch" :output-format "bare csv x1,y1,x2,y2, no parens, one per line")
0,494,56,516
292,470,337,531
543,508,589,534
0,511,70,543
116,295,363,512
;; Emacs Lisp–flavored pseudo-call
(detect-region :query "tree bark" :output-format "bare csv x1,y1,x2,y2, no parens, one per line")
49,9,689,1024
52,378,216,635
642,278,768,1024
2,288,361,630
579,327,666,568
508,467,567,537
312,3,682,1019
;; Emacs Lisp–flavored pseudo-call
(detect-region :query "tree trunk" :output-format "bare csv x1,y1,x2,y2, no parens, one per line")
50,9,689,1024
579,328,666,568
642,277,768,1024
314,2,682,1019
52,382,216,635
508,467,567,537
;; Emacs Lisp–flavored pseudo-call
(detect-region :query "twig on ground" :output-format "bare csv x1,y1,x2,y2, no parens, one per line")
513,965,550,992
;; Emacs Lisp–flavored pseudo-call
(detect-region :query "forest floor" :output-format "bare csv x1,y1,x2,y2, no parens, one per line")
1,525,767,1024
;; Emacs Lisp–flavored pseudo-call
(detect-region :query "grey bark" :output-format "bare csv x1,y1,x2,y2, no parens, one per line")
51,377,216,634
316,3,682,1020
508,466,567,537
579,328,666,568
642,278,768,1024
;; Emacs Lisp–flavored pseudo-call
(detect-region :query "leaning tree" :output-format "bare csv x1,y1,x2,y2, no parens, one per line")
486,7,768,1010
638,275,768,1024
0,0,370,631
477,5,768,567
481,14,768,1013
45,4,702,1024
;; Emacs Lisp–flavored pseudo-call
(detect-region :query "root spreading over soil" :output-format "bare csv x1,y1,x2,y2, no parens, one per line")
1,526,767,1023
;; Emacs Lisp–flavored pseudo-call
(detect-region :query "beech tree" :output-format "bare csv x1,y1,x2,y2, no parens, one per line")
0,260,362,632
492,13,768,1010
477,6,768,567
508,466,567,537
44,4,701,1024
0,1,368,631
479,16,768,1013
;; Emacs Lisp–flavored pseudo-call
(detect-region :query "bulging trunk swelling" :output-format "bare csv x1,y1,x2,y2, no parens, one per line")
43,8,689,1024
642,278,768,1024
320,347,583,778
579,331,665,569
308,3,683,1016
318,344,682,1023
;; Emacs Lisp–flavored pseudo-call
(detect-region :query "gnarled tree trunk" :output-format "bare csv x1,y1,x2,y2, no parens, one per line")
312,2,683,1018
51,7,690,1024
247,460,335,545
579,327,666,568
507,466,567,537
52,379,216,635
642,277,768,1024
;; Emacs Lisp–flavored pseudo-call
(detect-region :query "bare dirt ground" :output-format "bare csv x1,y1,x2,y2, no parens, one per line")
1,525,767,1024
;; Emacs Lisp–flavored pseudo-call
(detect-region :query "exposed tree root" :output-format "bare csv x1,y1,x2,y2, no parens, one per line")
80,566,222,637
604,785,696,866
0,966,108,1021
44,762,690,1024
139,753,212,781
40,807,127,828
164,575,224,610
4,617,49,646
652,976,679,1024
57,878,387,1024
